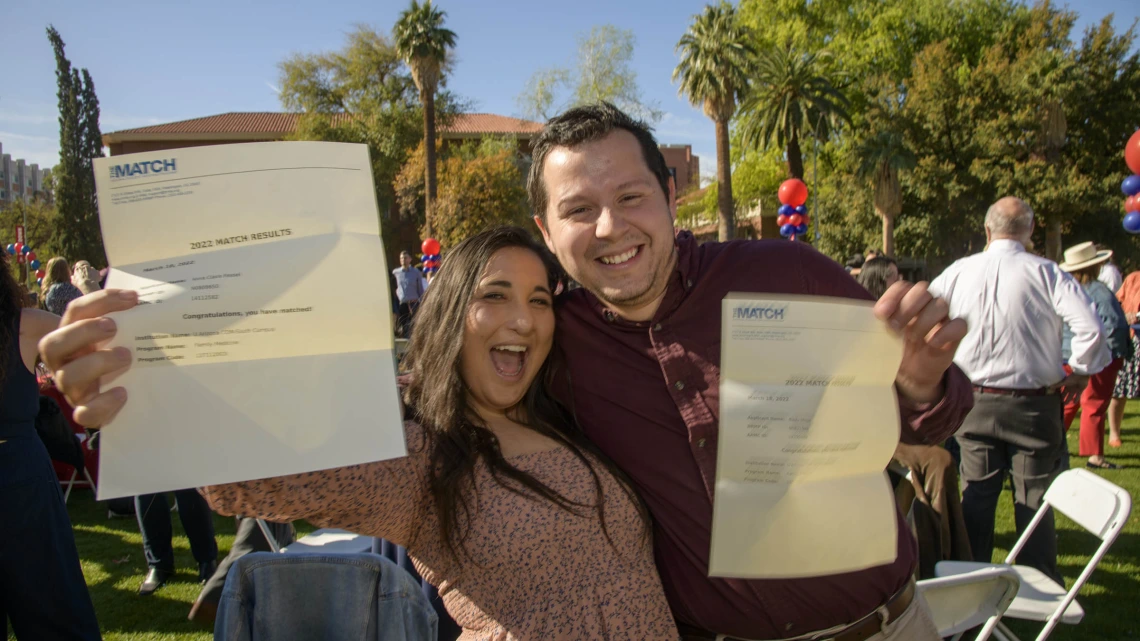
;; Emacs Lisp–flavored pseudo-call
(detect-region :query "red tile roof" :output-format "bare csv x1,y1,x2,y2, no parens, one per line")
104,112,541,140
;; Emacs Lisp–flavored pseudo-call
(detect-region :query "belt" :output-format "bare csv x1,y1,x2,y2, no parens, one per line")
678,579,916,641
972,385,1056,397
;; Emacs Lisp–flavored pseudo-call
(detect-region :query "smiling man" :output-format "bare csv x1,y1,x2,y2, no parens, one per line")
531,103,974,641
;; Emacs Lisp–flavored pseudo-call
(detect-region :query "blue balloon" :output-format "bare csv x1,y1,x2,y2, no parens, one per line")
1124,211,1140,234
795,223,809,235
780,223,797,237
794,205,808,215
778,204,795,217
20,245,31,255
5,244,13,255
29,259,40,270
1122,175,1140,197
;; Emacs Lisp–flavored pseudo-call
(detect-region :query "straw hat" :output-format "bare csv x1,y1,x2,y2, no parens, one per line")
1059,241,1112,272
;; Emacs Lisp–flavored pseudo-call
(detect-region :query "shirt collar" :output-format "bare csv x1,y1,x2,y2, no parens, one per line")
586,229,698,328
986,239,1027,253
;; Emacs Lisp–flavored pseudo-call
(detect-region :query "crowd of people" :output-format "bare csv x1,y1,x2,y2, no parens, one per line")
2,102,1133,640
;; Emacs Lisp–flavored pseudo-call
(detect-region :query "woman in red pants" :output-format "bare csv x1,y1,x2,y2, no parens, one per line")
1060,243,1133,469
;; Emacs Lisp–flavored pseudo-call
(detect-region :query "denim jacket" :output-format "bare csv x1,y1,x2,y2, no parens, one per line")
1064,280,1134,363
215,552,438,641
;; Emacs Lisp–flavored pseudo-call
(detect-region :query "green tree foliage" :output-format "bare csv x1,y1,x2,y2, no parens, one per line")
674,1,756,241
1,198,59,290
737,47,850,181
516,25,661,123
278,25,464,266
394,0,458,237
47,26,106,268
394,138,530,251
723,0,1140,272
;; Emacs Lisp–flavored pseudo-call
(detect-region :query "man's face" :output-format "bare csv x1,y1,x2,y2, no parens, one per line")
400,253,412,268
534,130,677,320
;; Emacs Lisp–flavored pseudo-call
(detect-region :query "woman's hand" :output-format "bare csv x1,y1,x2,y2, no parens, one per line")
38,289,138,428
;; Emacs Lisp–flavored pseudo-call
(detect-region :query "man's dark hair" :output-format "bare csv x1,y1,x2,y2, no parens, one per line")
527,102,672,221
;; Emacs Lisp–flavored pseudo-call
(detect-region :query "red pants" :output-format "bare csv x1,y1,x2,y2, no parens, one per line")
1063,358,1124,457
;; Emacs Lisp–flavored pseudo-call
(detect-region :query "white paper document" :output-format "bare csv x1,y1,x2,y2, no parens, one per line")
91,142,406,499
709,294,904,578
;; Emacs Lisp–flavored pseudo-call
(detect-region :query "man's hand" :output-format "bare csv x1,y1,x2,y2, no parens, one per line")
1060,373,1089,405
874,281,968,405
38,289,139,428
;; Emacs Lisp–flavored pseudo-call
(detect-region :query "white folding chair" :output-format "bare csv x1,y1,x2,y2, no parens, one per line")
936,468,1132,641
917,566,1020,640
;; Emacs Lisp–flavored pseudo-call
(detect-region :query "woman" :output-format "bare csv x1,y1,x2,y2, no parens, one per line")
41,256,84,316
856,256,900,300
1108,271,1140,448
40,227,679,640
0,252,102,639
1060,242,1133,469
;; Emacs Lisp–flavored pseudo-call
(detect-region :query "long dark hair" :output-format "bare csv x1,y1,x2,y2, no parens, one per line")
0,252,27,391
403,226,650,560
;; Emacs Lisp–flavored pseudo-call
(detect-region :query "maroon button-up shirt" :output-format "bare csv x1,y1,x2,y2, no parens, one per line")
555,232,973,639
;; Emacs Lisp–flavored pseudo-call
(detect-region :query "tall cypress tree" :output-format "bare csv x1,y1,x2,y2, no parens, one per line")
46,26,106,268
79,69,107,266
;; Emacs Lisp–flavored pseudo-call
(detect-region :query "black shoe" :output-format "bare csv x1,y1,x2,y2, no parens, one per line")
1086,459,1120,470
139,568,172,596
198,560,218,583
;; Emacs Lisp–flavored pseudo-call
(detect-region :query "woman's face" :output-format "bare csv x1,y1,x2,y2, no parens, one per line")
885,264,900,288
459,247,555,420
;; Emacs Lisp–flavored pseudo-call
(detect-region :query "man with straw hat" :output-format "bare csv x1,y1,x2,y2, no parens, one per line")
929,197,1109,584
1058,241,1133,470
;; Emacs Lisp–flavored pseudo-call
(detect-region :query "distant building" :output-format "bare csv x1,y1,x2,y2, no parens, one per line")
658,144,700,195
0,142,52,209
102,112,545,157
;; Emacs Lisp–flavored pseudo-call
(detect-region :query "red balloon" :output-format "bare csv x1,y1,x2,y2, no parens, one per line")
1128,195,1140,213
421,238,441,256
776,214,789,226
13,243,23,254
36,269,45,279
778,179,808,207
1127,129,1140,175
26,252,35,262
788,214,804,227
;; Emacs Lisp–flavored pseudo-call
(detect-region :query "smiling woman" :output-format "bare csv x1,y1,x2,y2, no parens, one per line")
40,226,681,639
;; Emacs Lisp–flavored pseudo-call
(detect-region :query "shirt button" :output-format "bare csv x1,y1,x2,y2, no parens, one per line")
674,380,685,391
697,438,706,448
654,323,662,331
686,279,693,288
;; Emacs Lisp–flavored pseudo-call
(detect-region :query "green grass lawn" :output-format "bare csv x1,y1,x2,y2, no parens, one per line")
11,407,1140,640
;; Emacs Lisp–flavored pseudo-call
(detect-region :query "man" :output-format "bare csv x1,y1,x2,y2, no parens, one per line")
134,490,218,595
392,250,427,337
531,103,973,640
928,197,1108,584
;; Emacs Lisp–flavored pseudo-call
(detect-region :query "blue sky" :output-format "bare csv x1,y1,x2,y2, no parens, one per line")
2,0,1137,179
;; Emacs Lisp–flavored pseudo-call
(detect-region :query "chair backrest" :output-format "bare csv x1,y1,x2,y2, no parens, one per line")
1042,469,1131,540
1005,469,1132,640
917,566,1020,637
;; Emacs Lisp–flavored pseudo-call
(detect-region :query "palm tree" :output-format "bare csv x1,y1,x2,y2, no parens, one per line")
673,2,755,241
394,0,456,237
738,46,850,181
856,129,916,257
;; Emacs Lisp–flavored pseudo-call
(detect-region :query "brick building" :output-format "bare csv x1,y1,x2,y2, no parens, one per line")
658,144,700,195
0,142,52,208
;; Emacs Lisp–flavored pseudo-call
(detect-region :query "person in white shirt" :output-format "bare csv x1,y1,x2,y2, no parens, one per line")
1097,250,1123,292
929,197,1109,584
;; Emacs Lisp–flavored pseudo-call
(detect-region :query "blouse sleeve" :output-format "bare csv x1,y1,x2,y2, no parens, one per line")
199,420,431,548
